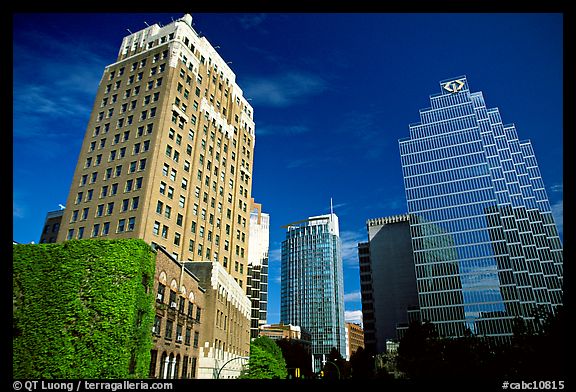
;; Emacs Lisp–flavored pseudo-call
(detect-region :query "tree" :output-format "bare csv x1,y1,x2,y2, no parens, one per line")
396,320,442,379
349,346,375,379
239,336,287,379
322,347,347,379
276,338,313,378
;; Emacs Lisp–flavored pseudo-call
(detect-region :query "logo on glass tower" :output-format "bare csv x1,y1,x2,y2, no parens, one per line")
442,79,466,93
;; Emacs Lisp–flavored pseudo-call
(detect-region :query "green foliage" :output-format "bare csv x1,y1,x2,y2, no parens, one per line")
276,338,313,378
239,336,287,379
13,239,156,379
396,309,568,380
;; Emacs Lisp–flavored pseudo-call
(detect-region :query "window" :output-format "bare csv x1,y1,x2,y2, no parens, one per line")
118,219,126,233
162,225,168,239
165,319,173,340
128,217,135,231
179,196,186,208
164,205,172,219
153,221,160,236
132,196,139,210
174,232,181,246
102,222,110,235
122,199,129,212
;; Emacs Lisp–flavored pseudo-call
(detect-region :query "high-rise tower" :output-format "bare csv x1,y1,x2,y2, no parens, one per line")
246,199,269,339
398,76,563,338
280,212,346,372
56,14,256,288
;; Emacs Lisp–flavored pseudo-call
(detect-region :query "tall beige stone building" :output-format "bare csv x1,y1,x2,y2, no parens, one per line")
57,14,256,289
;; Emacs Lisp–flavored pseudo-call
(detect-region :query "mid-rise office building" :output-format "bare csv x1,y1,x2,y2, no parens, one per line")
345,322,365,360
280,212,346,372
246,199,269,339
398,76,563,338
150,246,205,379
56,14,256,293
39,209,64,243
185,261,251,379
358,214,419,353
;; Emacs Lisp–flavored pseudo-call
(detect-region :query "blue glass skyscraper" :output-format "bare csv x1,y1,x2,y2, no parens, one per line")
280,212,346,372
398,76,563,338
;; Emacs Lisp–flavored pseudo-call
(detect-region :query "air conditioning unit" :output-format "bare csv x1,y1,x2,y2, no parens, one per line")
152,326,158,334
177,335,183,342
170,302,177,309
156,293,163,301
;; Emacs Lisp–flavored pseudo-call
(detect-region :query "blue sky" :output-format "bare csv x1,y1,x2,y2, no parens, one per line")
12,13,564,325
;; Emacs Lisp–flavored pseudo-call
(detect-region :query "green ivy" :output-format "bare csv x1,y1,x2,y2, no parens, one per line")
13,239,156,379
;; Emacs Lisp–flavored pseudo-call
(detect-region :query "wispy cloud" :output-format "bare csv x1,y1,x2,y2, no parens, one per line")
243,71,328,107
256,124,310,137
345,310,363,327
268,247,282,263
340,229,367,267
13,200,25,219
344,291,362,303
238,13,267,30
13,28,107,142
550,199,563,238
550,184,563,193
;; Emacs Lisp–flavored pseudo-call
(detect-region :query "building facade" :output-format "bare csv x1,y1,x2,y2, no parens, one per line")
345,322,365,360
39,209,64,243
56,14,256,292
359,214,419,353
398,76,563,338
280,213,346,372
185,261,251,379
150,246,205,379
259,323,311,343
246,199,269,339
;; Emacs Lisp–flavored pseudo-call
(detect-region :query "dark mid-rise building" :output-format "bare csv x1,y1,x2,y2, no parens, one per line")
39,209,64,243
359,214,419,354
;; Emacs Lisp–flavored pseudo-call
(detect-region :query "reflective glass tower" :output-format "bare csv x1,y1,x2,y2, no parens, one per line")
398,76,563,338
280,212,346,372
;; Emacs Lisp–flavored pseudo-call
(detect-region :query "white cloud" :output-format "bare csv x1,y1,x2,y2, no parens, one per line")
345,310,363,327
550,199,563,237
268,247,282,263
550,184,563,193
344,291,362,303
339,229,367,267
238,13,267,30
243,71,327,107
13,201,25,219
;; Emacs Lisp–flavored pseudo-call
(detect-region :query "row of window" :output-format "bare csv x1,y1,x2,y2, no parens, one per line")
93,121,153,139
66,216,136,240
75,177,144,206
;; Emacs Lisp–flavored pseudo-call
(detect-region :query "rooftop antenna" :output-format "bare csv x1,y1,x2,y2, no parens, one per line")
126,29,133,34
144,21,150,27
330,197,334,215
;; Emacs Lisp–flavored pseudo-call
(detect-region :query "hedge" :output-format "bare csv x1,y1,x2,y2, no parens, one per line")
13,239,156,379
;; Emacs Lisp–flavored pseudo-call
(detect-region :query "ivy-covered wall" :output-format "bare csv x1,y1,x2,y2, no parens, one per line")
13,239,156,378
